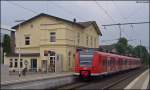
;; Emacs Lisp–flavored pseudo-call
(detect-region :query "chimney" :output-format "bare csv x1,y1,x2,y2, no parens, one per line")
73,18,76,23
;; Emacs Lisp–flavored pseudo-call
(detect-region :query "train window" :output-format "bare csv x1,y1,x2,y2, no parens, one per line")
103,59,107,66
125,60,127,65
112,58,115,65
79,54,93,67
113,59,115,65
110,59,112,66
107,60,109,66
107,57,111,66
105,60,107,66
118,60,120,65
120,60,122,65
122,59,124,65
124,60,125,65
110,58,114,66
103,59,105,66
110,60,113,66
109,60,111,66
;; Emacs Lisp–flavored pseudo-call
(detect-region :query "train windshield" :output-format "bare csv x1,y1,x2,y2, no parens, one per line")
79,50,94,67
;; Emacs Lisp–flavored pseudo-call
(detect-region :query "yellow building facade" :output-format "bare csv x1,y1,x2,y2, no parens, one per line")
4,13,102,72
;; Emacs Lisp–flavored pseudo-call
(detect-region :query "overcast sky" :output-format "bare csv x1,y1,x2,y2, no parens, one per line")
1,1,149,51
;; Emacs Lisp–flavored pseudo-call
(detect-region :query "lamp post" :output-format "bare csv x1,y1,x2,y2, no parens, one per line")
15,20,25,77
47,52,50,73
51,42,55,72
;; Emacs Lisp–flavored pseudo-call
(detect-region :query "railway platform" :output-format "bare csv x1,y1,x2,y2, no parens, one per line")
1,72,73,84
125,69,149,89
1,72,75,89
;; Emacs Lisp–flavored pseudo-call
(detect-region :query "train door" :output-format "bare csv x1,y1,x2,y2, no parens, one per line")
116,57,119,72
98,55,102,73
114,57,117,72
126,59,128,70
118,58,122,71
102,56,107,73
123,58,126,70
125,59,128,69
111,57,115,73
129,59,131,69
107,57,111,73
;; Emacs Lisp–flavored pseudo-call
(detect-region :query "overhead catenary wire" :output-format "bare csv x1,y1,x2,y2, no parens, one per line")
50,2,88,22
7,1,38,14
112,2,126,21
101,38,136,42
102,21,149,41
95,1,148,41
120,25,132,39
7,1,87,23
94,1,123,39
50,2,104,29
94,1,120,29
112,2,136,40
95,1,117,24
102,21,150,26
122,6,147,21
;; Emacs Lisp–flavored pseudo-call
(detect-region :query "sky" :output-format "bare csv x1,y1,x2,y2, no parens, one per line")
1,1,149,51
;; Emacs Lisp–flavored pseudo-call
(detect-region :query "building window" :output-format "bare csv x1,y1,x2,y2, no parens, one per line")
30,24,33,28
9,59,13,68
91,36,93,47
25,36,30,45
77,32,80,45
50,32,56,42
86,36,88,46
94,38,96,47
20,59,23,68
14,59,18,68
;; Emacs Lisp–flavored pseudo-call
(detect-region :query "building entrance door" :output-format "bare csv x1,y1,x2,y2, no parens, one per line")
48,51,55,72
41,60,47,72
49,56,55,72
31,59,37,71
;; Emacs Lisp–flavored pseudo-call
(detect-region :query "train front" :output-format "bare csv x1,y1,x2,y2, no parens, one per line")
74,49,94,79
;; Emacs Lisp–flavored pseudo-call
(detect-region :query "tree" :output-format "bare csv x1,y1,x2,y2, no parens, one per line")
126,45,134,56
3,34,11,55
133,45,149,64
115,37,128,55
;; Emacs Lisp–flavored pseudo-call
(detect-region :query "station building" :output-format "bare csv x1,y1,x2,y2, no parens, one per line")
4,13,102,72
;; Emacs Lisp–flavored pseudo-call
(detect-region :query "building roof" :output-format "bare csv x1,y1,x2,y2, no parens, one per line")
1,24,15,31
99,44,116,52
6,53,40,57
78,21,94,27
12,13,102,35
78,21,102,35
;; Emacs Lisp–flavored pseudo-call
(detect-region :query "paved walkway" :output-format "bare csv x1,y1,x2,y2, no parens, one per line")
1,72,73,85
125,69,149,89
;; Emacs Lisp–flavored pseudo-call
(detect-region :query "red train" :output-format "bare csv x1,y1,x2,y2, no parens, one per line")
74,49,141,78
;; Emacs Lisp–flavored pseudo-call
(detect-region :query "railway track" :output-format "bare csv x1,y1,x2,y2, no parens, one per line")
101,68,144,89
53,66,147,90
56,82,88,90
